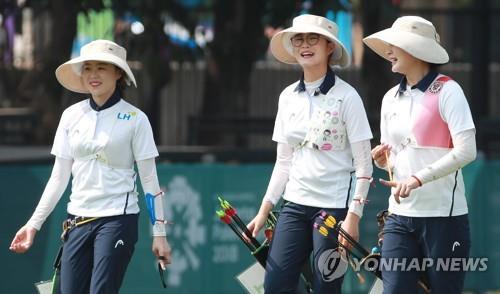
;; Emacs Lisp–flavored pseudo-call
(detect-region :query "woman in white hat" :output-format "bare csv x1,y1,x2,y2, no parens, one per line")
364,16,476,293
247,14,373,293
9,40,171,293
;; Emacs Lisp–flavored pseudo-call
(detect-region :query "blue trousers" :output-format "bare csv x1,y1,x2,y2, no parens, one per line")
381,214,470,294
264,202,347,294
60,214,139,294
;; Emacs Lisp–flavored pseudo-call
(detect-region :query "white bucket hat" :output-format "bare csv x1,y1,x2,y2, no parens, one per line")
55,39,137,93
270,14,351,68
363,16,449,64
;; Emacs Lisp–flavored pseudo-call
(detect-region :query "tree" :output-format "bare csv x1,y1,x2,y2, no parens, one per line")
112,0,194,142
198,0,266,146
358,0,400,141
198,0,348,146
1,0,401,146
16,0,80,143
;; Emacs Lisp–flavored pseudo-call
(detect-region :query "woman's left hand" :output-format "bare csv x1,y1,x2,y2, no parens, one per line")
338,213,360,251
152,236,172,270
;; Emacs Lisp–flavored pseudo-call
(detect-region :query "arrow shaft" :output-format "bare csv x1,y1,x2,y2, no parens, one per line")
227,221,256,252
231,214,261,248
334,224,370,256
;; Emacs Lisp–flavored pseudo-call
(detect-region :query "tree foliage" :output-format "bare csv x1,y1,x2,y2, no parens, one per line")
1,0,399,145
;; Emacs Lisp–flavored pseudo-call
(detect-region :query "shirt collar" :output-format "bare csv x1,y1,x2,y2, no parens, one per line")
294,67,336,96
89,89,121,111
397,71,439,94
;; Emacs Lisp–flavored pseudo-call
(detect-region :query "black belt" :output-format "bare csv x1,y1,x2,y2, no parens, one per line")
61,216,100,241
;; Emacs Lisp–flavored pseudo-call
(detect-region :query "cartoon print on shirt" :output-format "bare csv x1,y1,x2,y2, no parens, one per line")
302,97,346,151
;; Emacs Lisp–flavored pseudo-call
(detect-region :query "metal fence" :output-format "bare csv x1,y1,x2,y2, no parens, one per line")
157,61,500,153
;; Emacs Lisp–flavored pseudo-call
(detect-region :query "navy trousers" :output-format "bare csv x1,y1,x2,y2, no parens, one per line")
264,201,348,294
60,214,139,294
381,214,470,294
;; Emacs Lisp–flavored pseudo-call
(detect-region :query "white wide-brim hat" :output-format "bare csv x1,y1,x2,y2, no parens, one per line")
363,16,449,64
55,39,137,94
270,14,351,68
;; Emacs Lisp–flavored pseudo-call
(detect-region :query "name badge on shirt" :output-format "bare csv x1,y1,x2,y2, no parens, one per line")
301,97,346,151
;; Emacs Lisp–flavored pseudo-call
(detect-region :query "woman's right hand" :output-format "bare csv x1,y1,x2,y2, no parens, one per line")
371,143,392,169
152,236,172,270
246,200,274,240
246,213,269,239
9,225,37,253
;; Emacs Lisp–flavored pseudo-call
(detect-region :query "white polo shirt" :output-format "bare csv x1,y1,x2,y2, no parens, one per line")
51,98,159,217
380,73,475,217
273,71,373,208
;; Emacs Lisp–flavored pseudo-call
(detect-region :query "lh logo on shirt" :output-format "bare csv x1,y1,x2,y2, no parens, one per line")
117,112,136,120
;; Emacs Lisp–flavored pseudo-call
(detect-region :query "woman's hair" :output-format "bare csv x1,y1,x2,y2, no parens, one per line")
429,63,441,71
116,67,127,93
325,39,333,65
328,52,333,64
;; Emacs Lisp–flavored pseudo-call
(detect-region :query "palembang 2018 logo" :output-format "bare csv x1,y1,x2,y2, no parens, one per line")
162,176,206,286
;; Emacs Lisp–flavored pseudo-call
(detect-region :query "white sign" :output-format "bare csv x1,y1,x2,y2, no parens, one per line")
369,278,383,294
34,280,53,294
236,262,265,294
